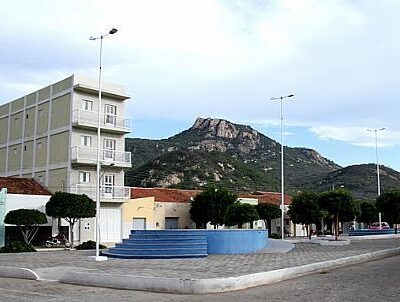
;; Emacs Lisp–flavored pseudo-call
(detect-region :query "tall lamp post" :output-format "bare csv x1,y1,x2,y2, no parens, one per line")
367,127,385,230
90,28,118,261
270,94,294,239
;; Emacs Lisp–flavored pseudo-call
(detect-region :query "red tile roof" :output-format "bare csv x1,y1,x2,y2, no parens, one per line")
0,177,52,195
130,188,291,205
239,191,292,206
131,187,200,203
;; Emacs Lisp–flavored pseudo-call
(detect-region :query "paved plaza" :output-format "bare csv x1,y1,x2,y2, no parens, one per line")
0,237,399,293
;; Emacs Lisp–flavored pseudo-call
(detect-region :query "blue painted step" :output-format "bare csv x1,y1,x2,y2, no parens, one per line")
107,247,207,256
115,242,206,249
122,238,207,245
131,230,207,235
348,229,395,236
128,234,206,240
103,252,207,259
103,229,209,259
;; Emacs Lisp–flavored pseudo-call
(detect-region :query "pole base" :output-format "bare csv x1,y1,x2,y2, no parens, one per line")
88,255,108,262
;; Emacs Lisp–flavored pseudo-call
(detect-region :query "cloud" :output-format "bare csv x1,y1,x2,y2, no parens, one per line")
1,0,400,136
310,126,400,148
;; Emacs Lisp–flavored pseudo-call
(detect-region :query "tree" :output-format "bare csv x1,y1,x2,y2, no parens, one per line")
46,192,96,249
318,189,356,241
4,209,47,244
256,203,280,236
189,193,213,229
376,191,400,234
357,200,378,227
190,187,237,229
225,202,259,228
288,192,321,238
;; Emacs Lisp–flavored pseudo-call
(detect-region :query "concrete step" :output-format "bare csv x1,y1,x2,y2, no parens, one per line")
107,247,207,256
123,238,207,244
106,229,209,259
101,251,207,259
129,234,207,240
131,230,207,235
115,242,206,249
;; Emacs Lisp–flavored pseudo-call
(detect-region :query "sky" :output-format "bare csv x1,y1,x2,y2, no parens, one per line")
1,0,399,171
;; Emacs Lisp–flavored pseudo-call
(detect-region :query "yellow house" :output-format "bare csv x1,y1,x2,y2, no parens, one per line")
121,188,302,238
121,196,155,238
121,188,200,236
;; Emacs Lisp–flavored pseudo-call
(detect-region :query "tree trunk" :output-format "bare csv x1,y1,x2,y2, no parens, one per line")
20,226,29,244
57,217,61,234
266,220,272,236
306,224,310,239
335,214,339,241
70,222,74,249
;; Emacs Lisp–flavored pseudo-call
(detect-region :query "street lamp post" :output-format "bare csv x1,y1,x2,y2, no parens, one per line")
90,28,118,261
270,94,294,239
367,127,385,230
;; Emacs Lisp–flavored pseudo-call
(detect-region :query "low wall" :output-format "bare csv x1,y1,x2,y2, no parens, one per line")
348,229,396,236
207,229,268,254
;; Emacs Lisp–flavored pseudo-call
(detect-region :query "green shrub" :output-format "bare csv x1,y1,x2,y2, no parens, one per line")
0,241,36,253
75,240,107,250
269,233,281,239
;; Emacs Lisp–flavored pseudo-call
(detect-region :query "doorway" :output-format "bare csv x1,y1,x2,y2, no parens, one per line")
133,218,146,230
165,217,179,229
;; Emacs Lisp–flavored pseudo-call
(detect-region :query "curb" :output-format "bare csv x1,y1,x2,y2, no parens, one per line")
59,247,400,294
0,266,39,280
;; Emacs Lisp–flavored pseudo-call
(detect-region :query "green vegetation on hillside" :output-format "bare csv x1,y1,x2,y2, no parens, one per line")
125,118,400,200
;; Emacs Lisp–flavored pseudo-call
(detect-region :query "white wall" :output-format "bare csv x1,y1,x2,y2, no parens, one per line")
5,193,52,226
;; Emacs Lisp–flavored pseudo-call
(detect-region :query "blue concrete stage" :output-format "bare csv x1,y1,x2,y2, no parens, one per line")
207,229,268,254
348,229,396,236
103,229,268,259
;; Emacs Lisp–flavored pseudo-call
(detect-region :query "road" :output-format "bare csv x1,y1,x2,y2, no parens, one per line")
1,255,399,302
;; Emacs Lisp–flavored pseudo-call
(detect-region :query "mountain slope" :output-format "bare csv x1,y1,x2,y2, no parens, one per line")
305,164,400,199
125,117,340,194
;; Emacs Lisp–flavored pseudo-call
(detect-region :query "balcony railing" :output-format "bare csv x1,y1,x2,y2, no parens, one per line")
72,109,131,133
71,147,131,168
74,184,131,201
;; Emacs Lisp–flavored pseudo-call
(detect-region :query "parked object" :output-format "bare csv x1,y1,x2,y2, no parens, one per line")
45,233,70,248
368,222,390,229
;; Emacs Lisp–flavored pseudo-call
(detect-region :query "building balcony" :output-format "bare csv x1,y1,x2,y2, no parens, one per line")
71,147,131,168
74,184,131,201
72,109,131,134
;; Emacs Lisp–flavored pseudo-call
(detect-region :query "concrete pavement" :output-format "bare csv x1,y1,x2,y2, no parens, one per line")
0,236,399,294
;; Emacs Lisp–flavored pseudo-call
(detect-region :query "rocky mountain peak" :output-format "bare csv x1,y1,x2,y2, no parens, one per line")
191,117,260,139
190,117,262,153
191,117,239,139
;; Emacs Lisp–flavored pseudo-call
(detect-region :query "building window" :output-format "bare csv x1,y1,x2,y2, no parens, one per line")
79,171,90,183
26,114,29,119
37,142,42,150
105,104,117,125
80,135,92,147
12,148,17,154
103,138,116,160
82,100,93,111
24,145,27,151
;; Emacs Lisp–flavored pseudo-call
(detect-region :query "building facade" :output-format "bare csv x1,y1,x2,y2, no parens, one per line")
0,177,53,247
0,75,132,243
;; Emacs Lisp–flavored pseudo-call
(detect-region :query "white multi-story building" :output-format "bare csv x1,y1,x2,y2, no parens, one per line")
0,75,132,244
